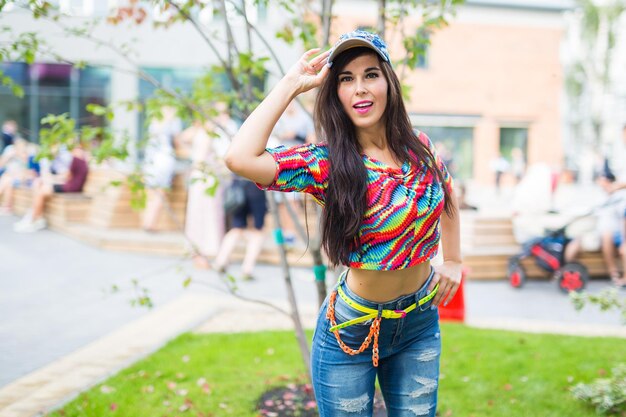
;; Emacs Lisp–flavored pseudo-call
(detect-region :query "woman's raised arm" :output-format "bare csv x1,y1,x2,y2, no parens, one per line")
224,49,330,186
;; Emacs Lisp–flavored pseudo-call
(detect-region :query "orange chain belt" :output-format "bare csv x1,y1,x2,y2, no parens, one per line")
326,290,382,367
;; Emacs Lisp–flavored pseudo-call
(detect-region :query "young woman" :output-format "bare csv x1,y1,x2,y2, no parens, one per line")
225,30,462,417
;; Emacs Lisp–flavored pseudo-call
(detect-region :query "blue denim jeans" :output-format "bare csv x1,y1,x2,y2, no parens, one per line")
311,268,441,417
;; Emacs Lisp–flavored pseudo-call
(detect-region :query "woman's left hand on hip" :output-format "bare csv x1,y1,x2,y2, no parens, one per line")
428,261,463,307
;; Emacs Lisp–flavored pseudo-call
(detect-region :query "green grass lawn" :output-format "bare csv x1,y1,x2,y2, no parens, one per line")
48,323,625,417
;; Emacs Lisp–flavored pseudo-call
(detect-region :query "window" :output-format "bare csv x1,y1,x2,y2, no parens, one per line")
0,62,111,143
198,0,264,24
418,126,474,180
499,127,528,162
78,66,111,128
32,63,73,126
138,67,206,140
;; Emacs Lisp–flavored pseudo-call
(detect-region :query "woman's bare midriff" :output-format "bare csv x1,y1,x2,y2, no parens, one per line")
347,262,432,303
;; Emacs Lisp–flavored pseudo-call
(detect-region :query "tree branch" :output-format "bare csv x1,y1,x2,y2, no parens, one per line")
165,0,241,92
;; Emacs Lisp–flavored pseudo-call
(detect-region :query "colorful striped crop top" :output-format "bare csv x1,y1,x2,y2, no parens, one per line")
258,131,453,270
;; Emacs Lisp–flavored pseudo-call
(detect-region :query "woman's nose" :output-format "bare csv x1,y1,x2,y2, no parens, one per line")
355,81,367,95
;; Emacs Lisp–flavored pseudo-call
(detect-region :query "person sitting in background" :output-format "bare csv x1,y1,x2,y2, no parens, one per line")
1,119,18,153
0,138,39,215
13,143,88,233
564,170,626,287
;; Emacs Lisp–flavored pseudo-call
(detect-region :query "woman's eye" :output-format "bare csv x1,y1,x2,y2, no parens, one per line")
339,76,353,82
366,72,379,79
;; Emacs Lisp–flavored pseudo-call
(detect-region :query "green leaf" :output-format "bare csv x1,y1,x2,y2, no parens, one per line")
86,103,107,116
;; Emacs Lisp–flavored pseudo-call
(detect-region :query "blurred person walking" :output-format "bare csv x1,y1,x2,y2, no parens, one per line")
179,104,236,269
490,152,509,194
212,176,268,280
141,106,182,232
511,147,526,184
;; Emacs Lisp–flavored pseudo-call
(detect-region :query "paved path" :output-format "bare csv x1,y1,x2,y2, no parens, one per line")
0,216,188,388
1,213,625,417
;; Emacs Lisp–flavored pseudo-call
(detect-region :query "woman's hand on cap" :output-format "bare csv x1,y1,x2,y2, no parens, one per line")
284,49,330,94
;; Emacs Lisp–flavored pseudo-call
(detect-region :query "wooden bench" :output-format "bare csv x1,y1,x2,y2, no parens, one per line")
12,187,92,228
10,167,187,232
85,169,187,231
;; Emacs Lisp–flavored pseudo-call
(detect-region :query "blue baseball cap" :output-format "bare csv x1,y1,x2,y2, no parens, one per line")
327,30,390,68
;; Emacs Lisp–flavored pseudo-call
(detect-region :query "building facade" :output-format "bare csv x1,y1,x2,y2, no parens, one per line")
0,0,583,185
333,0,573,184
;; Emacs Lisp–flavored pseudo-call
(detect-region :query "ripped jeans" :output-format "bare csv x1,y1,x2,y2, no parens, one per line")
311,268,441,417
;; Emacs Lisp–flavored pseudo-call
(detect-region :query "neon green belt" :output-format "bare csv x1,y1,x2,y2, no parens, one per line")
329,283,439,332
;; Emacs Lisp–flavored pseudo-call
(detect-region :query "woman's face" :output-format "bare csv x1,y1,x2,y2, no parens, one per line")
336,53,388,134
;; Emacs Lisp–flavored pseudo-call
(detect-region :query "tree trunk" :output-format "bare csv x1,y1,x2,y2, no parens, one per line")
321,0,334,46
377,0,386,38
267,193,311,379
279,194,328,307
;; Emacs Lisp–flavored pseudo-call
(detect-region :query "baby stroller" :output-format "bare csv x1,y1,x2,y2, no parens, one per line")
507,215,590,293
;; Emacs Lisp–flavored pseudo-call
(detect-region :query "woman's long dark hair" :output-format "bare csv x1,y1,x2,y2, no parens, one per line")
315,47,455,267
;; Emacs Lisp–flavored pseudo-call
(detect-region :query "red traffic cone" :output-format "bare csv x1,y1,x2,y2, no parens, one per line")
438,268,466,322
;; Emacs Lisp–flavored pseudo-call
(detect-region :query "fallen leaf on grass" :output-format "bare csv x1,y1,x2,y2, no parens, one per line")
100,385,115,394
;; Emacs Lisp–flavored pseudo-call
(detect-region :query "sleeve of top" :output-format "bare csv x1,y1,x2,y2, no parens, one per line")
256,143,328,204
418,131,454,194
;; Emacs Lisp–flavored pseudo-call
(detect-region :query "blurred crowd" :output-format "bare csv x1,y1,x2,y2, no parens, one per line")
0,120,89,232
3,108,624,284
